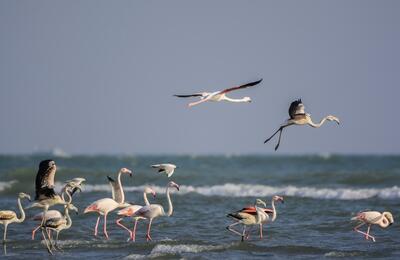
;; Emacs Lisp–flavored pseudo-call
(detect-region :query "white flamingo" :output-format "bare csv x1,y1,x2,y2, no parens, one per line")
174,79,262,107
84,168,132,239
0,193,31,243
132,181,180,241
351,211,394,242
235,196,284,239
151,164,177,178
227,199,268,241
107,168,132,205
40,203,78,254
264,99,340,150
116,187,156,241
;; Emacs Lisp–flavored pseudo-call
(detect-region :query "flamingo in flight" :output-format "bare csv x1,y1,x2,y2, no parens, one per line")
0,192,31,243
84,168,132,239
227,199,268,241
264,99,340,150
351,211,394,242
174,79,262,107
151,164,177,178
40,202,78,254
234,196,284,239
116,187,156,241
131,181,180,241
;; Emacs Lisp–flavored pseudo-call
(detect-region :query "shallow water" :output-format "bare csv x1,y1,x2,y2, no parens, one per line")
0,155,399,259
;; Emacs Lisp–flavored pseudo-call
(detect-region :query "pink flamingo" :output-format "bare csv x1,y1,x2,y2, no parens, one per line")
116,187,156,241
84,168,132,239
132,181,179,241
351,211,394,242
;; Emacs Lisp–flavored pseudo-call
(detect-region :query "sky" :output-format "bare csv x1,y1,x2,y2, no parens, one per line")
0,1,399,155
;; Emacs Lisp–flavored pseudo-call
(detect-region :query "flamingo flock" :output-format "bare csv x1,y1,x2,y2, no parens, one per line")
0,79,395,255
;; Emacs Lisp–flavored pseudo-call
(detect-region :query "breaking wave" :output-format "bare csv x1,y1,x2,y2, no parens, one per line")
82,183,400,200
0,180,17,191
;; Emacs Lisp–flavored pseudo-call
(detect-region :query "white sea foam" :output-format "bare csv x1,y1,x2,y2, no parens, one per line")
0,180,17,191
81,183,400,200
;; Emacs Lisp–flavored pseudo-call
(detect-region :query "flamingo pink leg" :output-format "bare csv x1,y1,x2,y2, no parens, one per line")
366,225,371,240
146,219,153,241
32,225,41,240
132,219,139,242
354,223,375,242
116,218,133,241
103,213,109,239
259,224,263,239
94,216,100,236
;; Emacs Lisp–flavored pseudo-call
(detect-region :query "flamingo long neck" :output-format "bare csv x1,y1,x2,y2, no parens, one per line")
223,96,249,103
64,207,72,229
307,116,329,128
143,191,150,206
15,197,26,223
117,171,125,203
379,212,393,228
165,186,173,217
61,189,73,203
255,205,264,224
271,199,277,222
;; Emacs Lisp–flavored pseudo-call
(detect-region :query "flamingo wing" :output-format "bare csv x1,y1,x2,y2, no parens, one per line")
174,93,204,98
35,160,57,200
0,211,16,220
220,79,262,94
288,99,305,119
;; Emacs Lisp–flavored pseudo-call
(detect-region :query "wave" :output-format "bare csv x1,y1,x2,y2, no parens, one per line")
81,183,400,200
0,180,17,191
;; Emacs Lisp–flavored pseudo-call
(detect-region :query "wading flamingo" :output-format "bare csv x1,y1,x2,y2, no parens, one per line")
0,193,31,243
227,199,268,241
351,211,394,242
132,181,180,241
40,203,78,254
151,164,177,178
264,99,340,150
116,187,156,241
237,196,284,239
174,79,262,107
107,168,132,205
84,168,132,239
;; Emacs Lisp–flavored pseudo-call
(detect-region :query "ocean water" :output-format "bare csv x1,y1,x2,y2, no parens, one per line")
0,155,399,259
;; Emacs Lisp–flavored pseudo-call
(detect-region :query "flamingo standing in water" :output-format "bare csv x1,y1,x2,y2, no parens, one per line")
174,79,262,107
40,203,78,254
132,181,180,241
351,211,394,242
227,199,268,241
236,195,284,239
0,193,31,243
264,99,340,150
84,168,132,239
116,187,156,241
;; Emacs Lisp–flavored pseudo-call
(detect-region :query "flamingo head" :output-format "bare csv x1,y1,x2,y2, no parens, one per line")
255,199,267,207
273,195,284,204
67,203,79,214
168,181,180,191
243,96,251,103
120,168,133,177
39,159,56,175
19,192,31,201
144,187,156,198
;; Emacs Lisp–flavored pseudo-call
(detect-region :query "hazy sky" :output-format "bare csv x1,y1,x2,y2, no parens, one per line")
0,1,399,155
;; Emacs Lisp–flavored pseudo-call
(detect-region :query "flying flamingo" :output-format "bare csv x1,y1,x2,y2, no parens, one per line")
116,187,156,241
351,211,394,242
84,168,132,239
174,79,262,107
131,181,180,241
31,182,82,240
264,99,340,150
151,164,177,178
40,203,78,254
235,195,284,239
227,199,268,241
0,192,31,243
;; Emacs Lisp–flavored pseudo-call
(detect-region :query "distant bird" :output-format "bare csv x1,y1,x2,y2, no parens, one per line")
40,203,78,254
351,211,394,242
108,168,133,205
151,164,177,178
174,79,262,107
264,99,340,150
116,187,156,241
0,193,31,243
84,168,132,239
235,196,284,239
131,181,180,241
227,199,268,241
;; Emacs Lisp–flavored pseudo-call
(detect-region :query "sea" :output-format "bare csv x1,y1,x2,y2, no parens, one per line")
0,154,399,259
